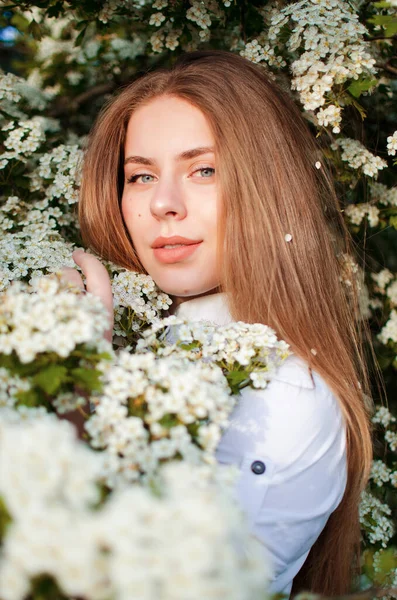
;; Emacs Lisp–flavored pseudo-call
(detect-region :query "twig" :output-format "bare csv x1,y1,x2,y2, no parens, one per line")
49,82,116,117
375,60,397,76
366,34,397,41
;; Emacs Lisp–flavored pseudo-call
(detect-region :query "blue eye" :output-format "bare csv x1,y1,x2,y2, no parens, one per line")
194,167,215,178
127,173,155,184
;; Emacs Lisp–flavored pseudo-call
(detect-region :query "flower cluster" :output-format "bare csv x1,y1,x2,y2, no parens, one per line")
387,131,397,156
370,269,397,349
370,182,397,208
86,350,234,487
360,490,395,548
0,233,75,291
334,138,387,178
378,310,397,347
361,404,397,558
148,0,227,53
240,39,285,69
0,416,271,600
242,0,377,132
137,318,291,392
345,203,380,228
111,269,172,348
0,276,110,363
1,117,47,167
0,71,22,105
0,276,112,418
30,144,83,207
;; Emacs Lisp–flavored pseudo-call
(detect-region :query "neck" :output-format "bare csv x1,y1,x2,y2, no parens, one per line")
169,286,222,315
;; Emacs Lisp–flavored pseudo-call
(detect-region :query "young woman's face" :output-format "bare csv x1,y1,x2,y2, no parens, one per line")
121,95,220,300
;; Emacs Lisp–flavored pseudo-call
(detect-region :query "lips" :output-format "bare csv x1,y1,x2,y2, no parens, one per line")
151,236,203,264
151,236,202,249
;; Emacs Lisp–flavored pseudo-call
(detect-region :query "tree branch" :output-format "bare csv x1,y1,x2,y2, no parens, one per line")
375,59,397,76
49,82,116,117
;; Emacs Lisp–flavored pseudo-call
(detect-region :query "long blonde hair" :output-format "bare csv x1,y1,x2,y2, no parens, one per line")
79,50,374,595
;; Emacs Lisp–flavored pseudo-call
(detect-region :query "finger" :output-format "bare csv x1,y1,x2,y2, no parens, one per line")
72,250,114,341
59,267,85,291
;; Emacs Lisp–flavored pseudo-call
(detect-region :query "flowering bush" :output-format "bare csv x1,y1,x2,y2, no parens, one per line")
0,0,396,596
0,416,271,600
0,276,112,415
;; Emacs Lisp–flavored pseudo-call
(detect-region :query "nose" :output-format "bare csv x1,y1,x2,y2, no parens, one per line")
150,176,187,221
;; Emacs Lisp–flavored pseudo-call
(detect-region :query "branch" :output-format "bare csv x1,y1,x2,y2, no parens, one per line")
49,82,116,117
366,34,397,41
375,59,397,76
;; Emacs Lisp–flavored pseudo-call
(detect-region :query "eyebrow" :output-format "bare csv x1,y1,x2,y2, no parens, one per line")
124,146,215,166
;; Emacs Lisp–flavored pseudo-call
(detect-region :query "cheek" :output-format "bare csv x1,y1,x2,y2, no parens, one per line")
121,198,143,240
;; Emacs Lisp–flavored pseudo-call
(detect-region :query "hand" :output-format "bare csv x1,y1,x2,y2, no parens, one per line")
61,249,114,342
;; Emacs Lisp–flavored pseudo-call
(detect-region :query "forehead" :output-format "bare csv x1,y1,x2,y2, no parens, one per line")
124,95,215,155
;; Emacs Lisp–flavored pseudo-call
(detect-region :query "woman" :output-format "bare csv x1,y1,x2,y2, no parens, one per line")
65,50,373,596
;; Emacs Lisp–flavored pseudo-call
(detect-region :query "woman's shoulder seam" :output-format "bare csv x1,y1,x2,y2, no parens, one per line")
271,355,315,390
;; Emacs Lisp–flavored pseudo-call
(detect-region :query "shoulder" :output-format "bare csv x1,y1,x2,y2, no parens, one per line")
246,354,342,426
270,354,316,390
218,354,346,465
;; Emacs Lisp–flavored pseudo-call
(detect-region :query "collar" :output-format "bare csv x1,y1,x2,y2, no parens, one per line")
173,292,314,390
173,292,233,326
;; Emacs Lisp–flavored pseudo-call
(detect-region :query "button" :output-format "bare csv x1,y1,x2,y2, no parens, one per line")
251,460,266,475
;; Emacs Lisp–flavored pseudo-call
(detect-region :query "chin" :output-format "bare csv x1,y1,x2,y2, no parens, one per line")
152,274,219,298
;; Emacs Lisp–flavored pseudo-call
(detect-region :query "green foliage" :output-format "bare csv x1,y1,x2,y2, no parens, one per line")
348,78,378,99
33,364,68,394
0,496,12,542
0,347,108,412
368,15,397,37
30,575,70,600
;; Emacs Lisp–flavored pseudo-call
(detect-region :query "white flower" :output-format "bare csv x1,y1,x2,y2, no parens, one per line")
370,182,397,207
370,460,391,487
360,490,395,547
254,0,376,126
0,417,272,600
317,104,342,132
371,269,394,292
372,405,396,428
378,309,397,345
149,11,166,26
386,131,397,156
0,276,112,363
86,349,234,486
152,0,168,8
385,430,397,453
386,280,397,306
334,138,387,178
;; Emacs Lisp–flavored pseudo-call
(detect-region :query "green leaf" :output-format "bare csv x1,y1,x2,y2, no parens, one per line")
15,388,43,408
46,1,65,18
368,15,397,37
0,496,12,542
75,27,88,47
179,342,200,351
373,1,394,7
226,370,250,394
389,215,397,230
71,367,102,391
27,19,43,40
158,414,180,429
33,365,68,395
348,79,378,99
30,574,69,600
10,13,30,32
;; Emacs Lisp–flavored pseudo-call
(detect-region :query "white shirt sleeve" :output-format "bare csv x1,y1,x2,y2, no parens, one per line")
215,355,347,596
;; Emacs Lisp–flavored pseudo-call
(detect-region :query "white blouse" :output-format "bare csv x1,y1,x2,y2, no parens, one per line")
174,292,347,597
